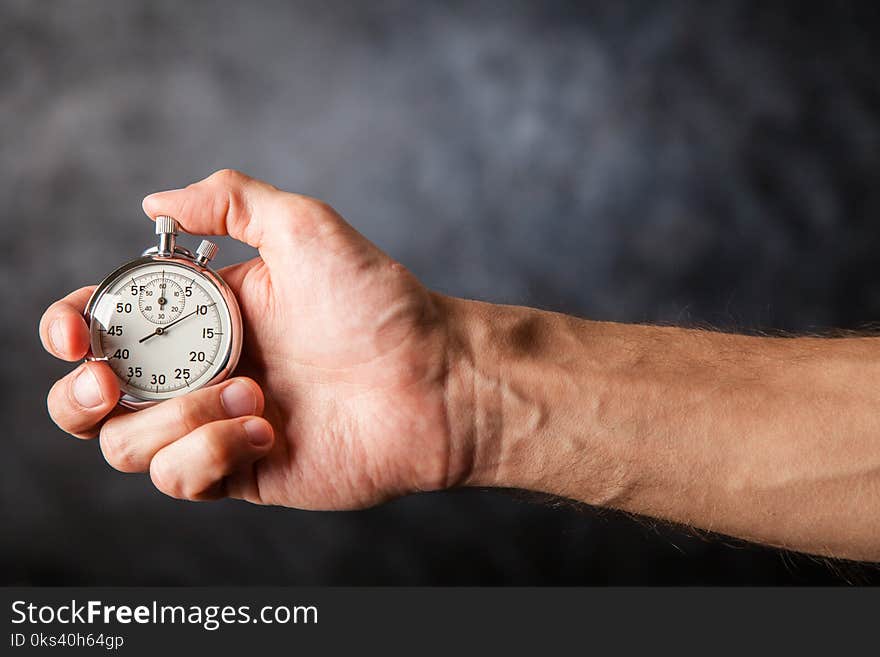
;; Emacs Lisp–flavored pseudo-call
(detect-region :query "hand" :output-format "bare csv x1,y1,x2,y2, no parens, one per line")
39,169,470,509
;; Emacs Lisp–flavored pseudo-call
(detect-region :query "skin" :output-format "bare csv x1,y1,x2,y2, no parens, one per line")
40,169,880,561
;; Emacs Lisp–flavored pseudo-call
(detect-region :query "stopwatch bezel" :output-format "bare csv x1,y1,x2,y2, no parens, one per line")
83,250,243,410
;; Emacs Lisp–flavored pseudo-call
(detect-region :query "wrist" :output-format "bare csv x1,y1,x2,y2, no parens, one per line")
437,294,638,506
434,294,504,490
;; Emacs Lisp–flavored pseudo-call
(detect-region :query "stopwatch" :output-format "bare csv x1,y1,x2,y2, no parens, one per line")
84,216,243,409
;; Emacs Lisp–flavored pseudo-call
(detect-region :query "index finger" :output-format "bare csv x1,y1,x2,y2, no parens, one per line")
140,169,340,263
141,169,281,250
39,286,95,362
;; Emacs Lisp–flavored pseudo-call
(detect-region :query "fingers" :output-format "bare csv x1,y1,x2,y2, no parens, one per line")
40,286,96,361
150,416,274,501
142,168,338,253
47,361,121,438
99,377,264,474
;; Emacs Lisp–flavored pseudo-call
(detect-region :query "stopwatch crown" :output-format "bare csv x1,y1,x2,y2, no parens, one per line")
195,240,219,266
155,216,179,236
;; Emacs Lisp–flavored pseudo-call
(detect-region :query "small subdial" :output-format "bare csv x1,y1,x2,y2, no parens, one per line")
138,276,185,324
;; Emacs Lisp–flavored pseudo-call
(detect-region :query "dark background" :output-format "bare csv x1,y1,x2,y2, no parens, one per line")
2,0,879,585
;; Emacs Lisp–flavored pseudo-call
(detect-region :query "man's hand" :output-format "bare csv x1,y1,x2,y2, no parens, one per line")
39,169,469,508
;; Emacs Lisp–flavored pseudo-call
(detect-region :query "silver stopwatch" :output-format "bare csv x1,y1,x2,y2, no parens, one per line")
84,216,243,409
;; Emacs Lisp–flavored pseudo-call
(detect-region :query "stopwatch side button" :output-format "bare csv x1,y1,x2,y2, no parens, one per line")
195,240,219,267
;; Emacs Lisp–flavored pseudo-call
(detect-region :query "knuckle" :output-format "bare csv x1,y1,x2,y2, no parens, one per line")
150,460,184,499
174,397,208,435
298,195,330,213
290,194,335,220
99,423,138,472
201,427,235,471
208,168,248,187
280,196,340,240
311,198,337,217
180,479,206,501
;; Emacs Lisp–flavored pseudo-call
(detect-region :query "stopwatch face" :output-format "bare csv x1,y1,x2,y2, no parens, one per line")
88,260,236,403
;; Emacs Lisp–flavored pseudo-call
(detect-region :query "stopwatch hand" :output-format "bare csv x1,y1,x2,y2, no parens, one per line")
138,330,159,344
138,308,199,343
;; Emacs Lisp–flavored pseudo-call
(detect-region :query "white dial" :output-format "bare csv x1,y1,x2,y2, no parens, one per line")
88,261,234,401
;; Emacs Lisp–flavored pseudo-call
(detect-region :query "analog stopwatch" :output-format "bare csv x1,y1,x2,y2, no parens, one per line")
84,216,243,409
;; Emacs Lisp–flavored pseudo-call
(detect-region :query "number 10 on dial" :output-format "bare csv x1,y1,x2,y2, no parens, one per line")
85,216,243,408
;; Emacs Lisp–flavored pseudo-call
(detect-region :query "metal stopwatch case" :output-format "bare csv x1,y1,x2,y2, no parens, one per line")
84,216,243,409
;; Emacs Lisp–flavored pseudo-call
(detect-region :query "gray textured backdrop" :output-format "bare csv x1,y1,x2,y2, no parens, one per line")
2,1,880,584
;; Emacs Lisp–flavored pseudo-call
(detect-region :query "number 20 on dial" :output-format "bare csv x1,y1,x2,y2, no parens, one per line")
85,216,243,409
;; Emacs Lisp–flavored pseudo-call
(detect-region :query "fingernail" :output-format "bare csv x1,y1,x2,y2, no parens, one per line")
72,367,103,408
243,419,272,447
49,319,65,354
221,380,257,417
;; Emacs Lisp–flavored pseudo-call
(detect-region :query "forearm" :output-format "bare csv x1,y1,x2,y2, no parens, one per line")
441,295,880,561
